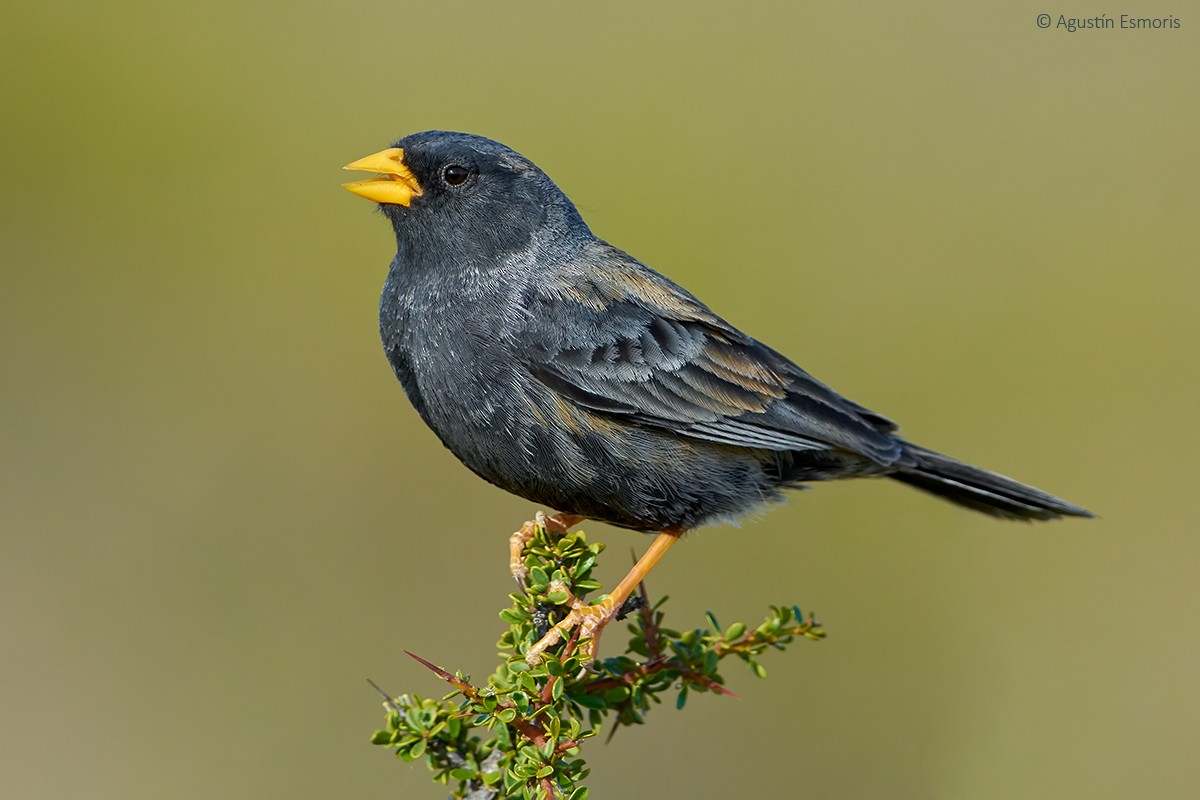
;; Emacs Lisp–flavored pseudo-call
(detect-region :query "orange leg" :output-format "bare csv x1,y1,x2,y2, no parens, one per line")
509,511,586,589
525,528,683,665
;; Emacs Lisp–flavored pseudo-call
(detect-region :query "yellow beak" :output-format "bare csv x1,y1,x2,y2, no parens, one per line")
342,148,423,206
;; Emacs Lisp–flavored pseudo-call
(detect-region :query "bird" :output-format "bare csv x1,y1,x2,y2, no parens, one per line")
342,130,1091,662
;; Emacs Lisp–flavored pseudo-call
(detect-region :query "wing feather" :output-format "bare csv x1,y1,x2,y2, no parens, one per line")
520,244,902,465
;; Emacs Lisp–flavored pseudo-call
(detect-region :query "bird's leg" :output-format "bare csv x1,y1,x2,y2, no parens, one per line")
525,528,682,666
509,511,586,590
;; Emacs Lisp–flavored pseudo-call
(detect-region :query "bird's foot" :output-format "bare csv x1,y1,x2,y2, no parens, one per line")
525,580,620,666
524,528,684,666
509,511,585,591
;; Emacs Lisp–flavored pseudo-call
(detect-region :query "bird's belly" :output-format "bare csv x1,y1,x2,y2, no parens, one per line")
424,377,789,531
393,315,790,532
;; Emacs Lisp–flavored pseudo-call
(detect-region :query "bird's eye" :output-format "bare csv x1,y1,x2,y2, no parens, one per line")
442,164,470,186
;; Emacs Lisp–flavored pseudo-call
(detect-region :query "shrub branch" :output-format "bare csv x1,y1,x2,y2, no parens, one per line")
370,519,825,799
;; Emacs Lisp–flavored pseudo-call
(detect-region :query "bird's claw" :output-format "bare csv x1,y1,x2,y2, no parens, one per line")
508,514,544,592
525,585,618,666
509,511,585,591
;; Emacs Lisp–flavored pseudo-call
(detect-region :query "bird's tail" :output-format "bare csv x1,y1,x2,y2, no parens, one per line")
890,441,1093,521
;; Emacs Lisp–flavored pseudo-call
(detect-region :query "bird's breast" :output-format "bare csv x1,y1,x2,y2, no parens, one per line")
380,268,542,484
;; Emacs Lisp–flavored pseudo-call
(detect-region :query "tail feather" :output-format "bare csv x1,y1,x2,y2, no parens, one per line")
891,442,1093,521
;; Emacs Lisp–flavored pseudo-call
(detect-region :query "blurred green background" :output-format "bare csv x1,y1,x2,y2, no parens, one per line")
2,1,1197,798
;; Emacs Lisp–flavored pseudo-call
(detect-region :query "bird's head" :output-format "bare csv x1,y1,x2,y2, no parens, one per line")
343,131,586,268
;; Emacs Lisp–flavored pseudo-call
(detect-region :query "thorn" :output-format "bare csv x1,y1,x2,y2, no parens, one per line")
366,678,403,713
404,649,453,680
707,681,741,700
636,578,661,660
404,650,474,695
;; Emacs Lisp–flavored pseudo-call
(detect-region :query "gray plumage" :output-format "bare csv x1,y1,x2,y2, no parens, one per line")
370,131,1091,531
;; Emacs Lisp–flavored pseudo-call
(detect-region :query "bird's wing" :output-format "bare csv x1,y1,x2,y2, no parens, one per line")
519,247,902,465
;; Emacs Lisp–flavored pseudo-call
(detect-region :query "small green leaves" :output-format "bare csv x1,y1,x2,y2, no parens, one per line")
528,566,550,589
567,692,606,711
371,517,826,798
499,608,526,625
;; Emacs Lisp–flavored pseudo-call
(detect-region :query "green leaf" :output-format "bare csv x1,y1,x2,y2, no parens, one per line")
504,769,523,793
723,622,746,641
603,686,629,703
370,729,392,745
404,706,423,730
570,692,606,710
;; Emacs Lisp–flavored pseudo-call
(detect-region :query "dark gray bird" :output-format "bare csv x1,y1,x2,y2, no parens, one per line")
343,130,1091,660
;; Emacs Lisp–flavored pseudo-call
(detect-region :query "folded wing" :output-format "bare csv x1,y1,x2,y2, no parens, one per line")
519,245,903,466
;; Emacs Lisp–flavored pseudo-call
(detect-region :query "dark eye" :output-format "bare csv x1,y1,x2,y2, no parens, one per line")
442,164,470,186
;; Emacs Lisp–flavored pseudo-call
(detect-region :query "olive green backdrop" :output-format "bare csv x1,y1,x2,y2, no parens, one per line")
2,1,1196,798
